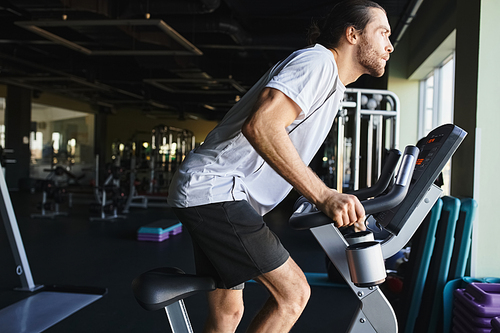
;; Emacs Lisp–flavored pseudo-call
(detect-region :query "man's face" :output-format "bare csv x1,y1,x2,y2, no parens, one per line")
356,8,393,77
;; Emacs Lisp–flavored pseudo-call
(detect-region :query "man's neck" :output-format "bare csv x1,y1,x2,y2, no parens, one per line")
330,48,364,86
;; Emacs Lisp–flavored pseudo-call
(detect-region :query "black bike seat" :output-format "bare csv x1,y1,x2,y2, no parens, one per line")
132,267,216,311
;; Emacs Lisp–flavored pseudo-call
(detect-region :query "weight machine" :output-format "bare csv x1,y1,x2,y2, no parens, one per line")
321,88,399,192
31,166,75,219
89,155,126,221
123,126,195,212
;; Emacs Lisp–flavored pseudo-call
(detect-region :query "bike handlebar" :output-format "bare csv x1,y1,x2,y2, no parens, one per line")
348,149,401,201
289,145,419,230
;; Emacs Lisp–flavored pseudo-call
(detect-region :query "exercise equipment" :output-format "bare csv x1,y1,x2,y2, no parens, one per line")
452,283,500,332
90,156,126,221
322,88,399,191
449,198,476,281
0,147,16,171
31,166,74,219
150,125,195,193
408,195,478,333
123,125,196,213
414,196,460,333
442,198,478,333
0,162,106,332
122,155,170,212
131,124,466,332
137,219,183,242
397,199,443,332
492,316,500,333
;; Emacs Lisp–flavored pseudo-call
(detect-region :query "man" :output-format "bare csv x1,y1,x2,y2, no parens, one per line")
168,1,393,332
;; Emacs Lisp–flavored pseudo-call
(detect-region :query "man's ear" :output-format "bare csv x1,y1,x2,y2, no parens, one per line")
346,26,359,45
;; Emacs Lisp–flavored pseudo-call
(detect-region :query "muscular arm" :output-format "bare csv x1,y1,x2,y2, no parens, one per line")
241,87,365,228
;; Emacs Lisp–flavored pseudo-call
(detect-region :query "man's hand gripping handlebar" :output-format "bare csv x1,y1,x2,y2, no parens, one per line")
290,146,420,231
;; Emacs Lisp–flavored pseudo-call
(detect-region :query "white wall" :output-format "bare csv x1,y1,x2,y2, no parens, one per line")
387,34,420,148
471,0,500,278
388,77,419,148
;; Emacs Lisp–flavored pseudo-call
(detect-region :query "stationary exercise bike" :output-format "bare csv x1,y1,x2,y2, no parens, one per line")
132,124,466,333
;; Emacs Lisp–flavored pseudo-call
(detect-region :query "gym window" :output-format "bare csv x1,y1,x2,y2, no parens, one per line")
418,54,455,194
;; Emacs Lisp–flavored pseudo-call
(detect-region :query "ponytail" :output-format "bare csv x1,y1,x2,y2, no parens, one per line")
307,0,385,49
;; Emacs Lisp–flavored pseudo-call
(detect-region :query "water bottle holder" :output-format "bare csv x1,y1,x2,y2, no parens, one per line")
346,241,387,287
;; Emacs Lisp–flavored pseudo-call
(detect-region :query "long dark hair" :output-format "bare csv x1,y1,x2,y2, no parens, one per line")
308,0,385,48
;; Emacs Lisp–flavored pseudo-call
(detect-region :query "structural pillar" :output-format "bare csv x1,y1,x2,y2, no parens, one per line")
93,112,108,183
452,0,500,277
4,85,32,190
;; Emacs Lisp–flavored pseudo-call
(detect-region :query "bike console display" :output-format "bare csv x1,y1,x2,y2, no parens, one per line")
375,123,467,235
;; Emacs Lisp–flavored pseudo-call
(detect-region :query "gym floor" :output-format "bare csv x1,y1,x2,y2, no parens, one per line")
0,189,360,332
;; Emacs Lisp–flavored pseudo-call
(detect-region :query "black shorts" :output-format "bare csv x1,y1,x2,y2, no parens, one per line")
172,201,290,289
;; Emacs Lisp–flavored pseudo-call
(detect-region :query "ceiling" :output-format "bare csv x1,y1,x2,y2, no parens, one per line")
0,0,415,121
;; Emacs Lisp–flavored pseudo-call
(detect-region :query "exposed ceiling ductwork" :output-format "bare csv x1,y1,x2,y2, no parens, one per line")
118,0,221,17
0,0,413,121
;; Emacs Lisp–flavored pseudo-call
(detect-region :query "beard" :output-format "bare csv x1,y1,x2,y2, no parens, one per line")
357,36,386,77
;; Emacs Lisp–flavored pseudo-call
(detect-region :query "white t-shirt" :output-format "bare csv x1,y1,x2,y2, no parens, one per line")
168,44,345,215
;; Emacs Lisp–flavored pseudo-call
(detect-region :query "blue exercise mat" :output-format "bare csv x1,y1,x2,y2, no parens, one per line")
415,196,460,333
442,198,478,333
401,198,443,333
